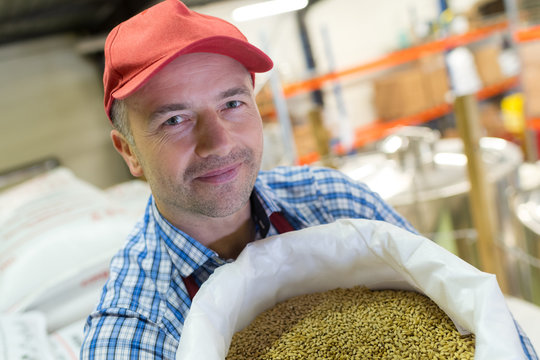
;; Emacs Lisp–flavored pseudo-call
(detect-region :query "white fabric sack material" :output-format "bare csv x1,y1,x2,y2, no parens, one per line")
104,179,151,216
0,168,148,332
177,219,528,360
49,318,87,360
0,311,54,360
0,311,86,360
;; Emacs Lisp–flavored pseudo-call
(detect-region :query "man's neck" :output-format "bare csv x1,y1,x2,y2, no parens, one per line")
159,200,255,260
205,215,255,260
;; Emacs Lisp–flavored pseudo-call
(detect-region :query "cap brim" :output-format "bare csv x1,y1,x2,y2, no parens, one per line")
111,36,273,100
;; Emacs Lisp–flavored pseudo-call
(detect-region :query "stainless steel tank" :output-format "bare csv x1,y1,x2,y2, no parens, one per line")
338,127,524,297
510,162,540,305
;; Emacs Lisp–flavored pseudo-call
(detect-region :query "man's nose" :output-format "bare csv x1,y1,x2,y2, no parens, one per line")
194,111,234,158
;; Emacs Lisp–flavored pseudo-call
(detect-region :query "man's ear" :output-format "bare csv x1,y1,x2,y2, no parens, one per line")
111,129,144,177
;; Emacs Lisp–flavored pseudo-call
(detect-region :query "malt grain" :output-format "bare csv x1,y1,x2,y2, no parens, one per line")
226,286,475,359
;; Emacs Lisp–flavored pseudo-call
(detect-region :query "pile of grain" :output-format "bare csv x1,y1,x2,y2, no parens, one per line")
226,286,475,359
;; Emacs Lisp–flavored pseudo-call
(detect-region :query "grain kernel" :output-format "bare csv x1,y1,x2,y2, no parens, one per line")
226,287,475,360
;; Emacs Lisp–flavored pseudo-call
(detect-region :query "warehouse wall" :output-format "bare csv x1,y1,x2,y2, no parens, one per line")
305,0,441,137
0,35,133,188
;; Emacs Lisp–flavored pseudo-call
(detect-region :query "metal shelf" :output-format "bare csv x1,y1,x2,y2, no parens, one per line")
296,76,520,165
283,21,519,165
282,21,509,99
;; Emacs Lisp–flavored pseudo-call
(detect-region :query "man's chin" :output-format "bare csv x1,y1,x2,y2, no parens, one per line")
195,194,250,218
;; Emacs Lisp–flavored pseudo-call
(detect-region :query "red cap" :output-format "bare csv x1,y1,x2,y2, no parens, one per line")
103,0,273,121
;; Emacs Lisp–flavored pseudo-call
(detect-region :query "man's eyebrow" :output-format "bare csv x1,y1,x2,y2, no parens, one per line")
147,86,251,122
218,86,251,100
149,103,189,122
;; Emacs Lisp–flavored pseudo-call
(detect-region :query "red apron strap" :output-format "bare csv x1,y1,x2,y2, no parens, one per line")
182,274,199,300
182,211,295,301
269,212,295,234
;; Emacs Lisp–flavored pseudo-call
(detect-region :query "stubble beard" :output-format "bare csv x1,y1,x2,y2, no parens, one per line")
159,147,260,219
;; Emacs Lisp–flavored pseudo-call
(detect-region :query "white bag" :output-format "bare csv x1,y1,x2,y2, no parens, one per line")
0,311,87,360
0,312,53,360
0,168,150,331
177,219,528,360
49,318,87,360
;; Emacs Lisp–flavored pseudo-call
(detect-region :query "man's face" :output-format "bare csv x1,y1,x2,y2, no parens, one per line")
119,53,264,223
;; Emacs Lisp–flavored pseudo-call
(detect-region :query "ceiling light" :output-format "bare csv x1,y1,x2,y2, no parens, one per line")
232,0,308,22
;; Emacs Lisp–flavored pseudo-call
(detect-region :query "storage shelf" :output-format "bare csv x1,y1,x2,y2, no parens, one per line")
511,24,540,134
477,76,520,100
527,118,540,130
514,24,540,43
344,76,520,152
296,76,520,164
341,103,454,153
286,20,524,165
282,21,509,99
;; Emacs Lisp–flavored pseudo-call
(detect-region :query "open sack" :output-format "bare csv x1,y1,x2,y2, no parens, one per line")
177,219,535,360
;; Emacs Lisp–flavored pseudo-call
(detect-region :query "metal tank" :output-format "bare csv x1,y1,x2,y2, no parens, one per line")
338,127,524,297
509,162,540,306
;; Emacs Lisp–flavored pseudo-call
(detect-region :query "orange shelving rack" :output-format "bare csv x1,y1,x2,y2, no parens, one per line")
283,21,509,99
288,21,522,165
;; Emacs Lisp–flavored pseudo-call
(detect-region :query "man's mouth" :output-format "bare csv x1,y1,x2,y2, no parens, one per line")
195,163,241,184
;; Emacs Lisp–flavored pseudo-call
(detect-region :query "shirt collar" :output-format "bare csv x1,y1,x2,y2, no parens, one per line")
253,177,281,213
253,174,311,231
149,180,289,277
150,196,225,278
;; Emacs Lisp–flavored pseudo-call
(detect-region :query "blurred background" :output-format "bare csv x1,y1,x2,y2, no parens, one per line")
2,0,540,356
3,0,540,186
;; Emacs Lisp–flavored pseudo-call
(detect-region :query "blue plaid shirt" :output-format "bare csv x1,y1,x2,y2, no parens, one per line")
80,166,537,359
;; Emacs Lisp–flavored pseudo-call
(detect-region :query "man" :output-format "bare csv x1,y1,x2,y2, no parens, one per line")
79,1,535,359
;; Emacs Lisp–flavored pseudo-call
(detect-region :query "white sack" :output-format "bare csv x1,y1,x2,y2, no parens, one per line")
0,312,86,360
0,168,150,331
49,318,87,360
0,312,53,360
177,219,526,360
104,179,152,215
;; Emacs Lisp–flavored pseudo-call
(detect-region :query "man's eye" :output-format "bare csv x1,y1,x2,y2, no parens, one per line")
164,115,184,126
225,100,242,109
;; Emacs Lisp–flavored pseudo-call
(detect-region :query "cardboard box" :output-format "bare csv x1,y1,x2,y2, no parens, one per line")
419,54,451,107
293,123,318,159
374,66,429,120
519,41,540,67
518,41,540,117
373,55,450,121
473,45,505,86
521,64,540,117
466,0,506,30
